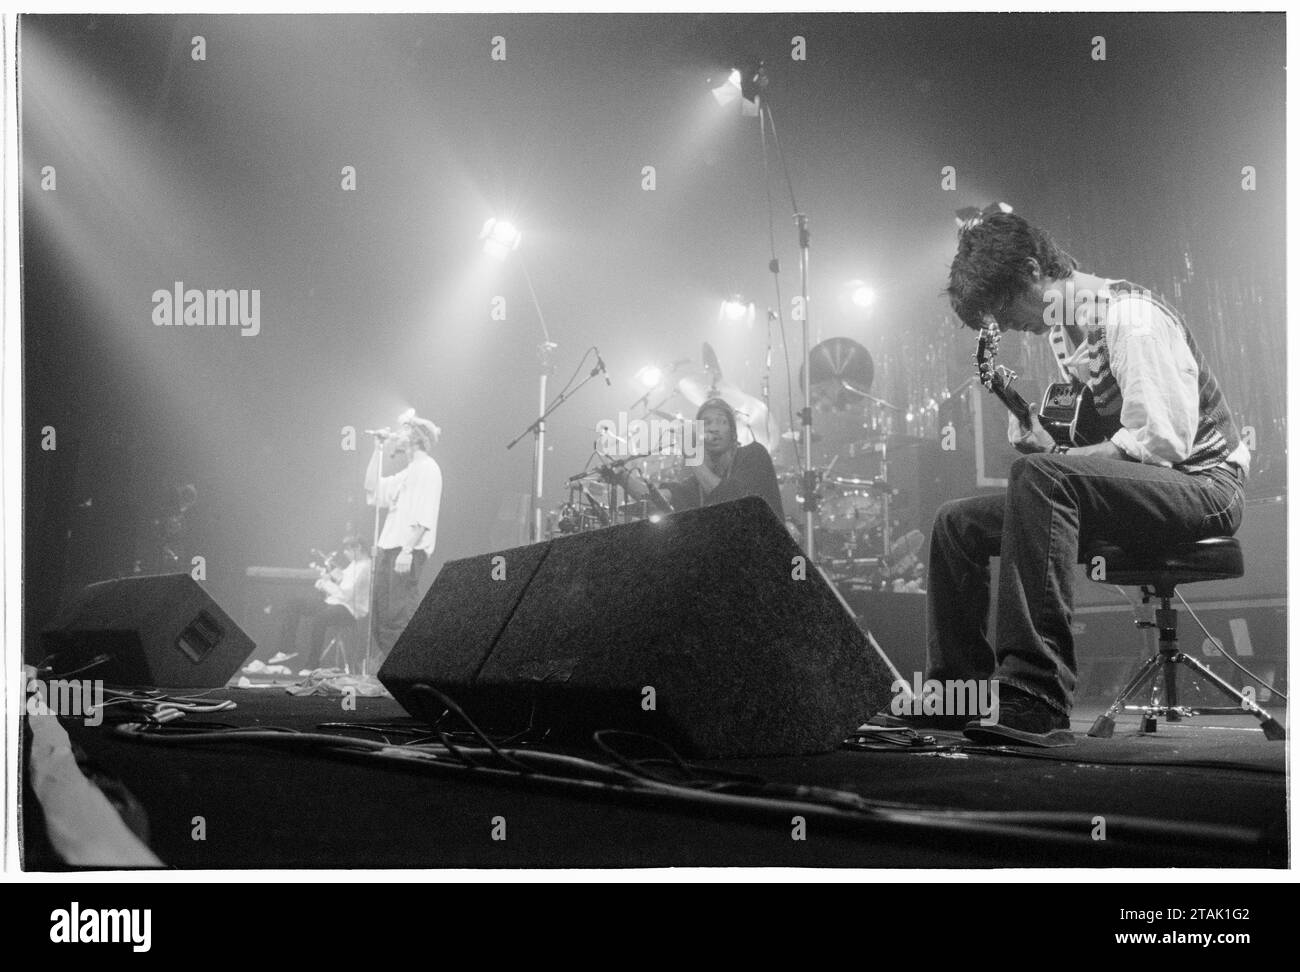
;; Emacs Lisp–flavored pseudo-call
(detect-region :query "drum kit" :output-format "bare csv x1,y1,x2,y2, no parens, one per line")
550,337,925,590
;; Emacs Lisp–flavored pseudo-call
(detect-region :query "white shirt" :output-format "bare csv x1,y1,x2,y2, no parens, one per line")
319,558,371,619
371,451,443,553
1015,282,1250,473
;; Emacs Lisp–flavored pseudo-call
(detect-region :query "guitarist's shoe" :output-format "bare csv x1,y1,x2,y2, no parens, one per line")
962,685,1076,748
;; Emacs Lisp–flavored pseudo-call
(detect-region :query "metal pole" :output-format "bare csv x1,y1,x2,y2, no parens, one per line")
797,213,815,563
365,448,384,674
519,255,554,544
533,368,546,542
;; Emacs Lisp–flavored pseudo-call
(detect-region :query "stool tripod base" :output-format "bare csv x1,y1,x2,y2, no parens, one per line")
319,632,352,675
1088,647,1285,741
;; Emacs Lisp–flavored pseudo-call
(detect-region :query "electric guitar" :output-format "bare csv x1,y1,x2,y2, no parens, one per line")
974,323,1120,447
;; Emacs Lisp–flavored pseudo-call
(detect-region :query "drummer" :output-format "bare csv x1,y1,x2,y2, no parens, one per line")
624,398,784,520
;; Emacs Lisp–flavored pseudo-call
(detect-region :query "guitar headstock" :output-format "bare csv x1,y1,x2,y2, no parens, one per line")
974,318,1017,393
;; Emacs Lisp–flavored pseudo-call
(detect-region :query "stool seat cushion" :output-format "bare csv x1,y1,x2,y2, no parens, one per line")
1082,536,1243,588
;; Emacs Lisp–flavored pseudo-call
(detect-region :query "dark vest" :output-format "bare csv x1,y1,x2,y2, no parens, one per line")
1047,280,1240,475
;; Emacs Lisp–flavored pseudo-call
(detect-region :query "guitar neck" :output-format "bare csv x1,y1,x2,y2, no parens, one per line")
993,384,1034,428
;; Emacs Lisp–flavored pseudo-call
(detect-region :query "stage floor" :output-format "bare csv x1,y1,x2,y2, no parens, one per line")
27,687,1288,870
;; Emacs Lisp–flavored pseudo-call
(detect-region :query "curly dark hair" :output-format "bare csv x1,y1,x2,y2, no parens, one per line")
947,212,1078,330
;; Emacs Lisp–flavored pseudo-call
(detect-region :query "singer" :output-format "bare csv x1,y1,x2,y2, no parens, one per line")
625,398,783,519
365,413,443,661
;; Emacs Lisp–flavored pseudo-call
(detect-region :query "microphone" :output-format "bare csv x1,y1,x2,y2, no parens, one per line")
644,481,673,515
594,349,611,386
364,428,394,438
581,487,611,526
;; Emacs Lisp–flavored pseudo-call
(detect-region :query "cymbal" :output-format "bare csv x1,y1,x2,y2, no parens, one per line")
701,341,723,379
799,337,874,411
676,371,761,412
675,372,774,447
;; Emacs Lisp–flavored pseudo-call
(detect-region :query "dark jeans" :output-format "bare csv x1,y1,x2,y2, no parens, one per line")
927,453,1245,715
373,547,427,660
280,598,355,667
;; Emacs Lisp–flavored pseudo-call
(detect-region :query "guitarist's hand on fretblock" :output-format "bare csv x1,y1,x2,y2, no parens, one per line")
1008,410,1059,454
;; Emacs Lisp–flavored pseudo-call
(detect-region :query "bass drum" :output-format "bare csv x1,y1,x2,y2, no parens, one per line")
818,487,883,534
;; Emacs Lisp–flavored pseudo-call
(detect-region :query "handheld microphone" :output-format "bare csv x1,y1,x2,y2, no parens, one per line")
581,487,611,526
364,428,394,438
645,482,673,515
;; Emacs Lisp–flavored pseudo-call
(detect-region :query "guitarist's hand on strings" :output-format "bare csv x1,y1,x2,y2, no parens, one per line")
1009,411,1058,454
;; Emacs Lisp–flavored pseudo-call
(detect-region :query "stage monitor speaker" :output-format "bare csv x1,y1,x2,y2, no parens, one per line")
39,573,256,688
380,497,893,758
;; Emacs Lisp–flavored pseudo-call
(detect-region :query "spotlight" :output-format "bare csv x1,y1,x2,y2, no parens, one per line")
955,201,1013,230
721,296,751,321
710,62,764,117
850,284,875,309
480,218,522,260
636,364,664,388
711,69,743,107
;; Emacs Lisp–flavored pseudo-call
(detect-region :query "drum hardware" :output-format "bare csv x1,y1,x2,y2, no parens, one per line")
780,428,822,443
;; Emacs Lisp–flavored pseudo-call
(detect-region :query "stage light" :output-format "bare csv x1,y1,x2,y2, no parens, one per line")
850,284,875,308
955,201,1013,230
721,296,751,321
711,69,743,107
710,63,763,117
636,364,664,388
480,218,522,261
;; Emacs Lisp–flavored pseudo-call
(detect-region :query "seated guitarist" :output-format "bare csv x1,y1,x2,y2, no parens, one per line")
881,211,1250,746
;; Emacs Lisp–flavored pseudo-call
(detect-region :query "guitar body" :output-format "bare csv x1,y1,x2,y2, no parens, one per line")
1037,381,1120,446
975,326,1121,448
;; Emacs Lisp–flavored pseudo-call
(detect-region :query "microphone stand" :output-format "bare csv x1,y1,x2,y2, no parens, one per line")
506,254,555,544
796,211,816,562
507,356,604,541
363,434,394,675
757,87,818,561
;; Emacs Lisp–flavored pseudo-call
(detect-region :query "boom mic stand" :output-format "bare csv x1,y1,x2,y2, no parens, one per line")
508,352,606,540
504,255,555,544
754,75,819,561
